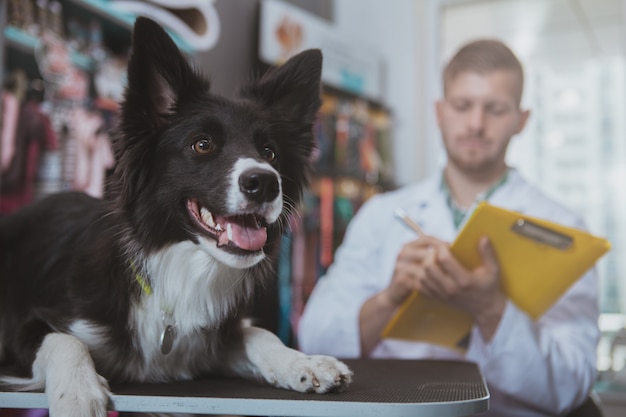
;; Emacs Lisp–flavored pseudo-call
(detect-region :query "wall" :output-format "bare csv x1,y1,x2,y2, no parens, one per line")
195,0,436,187
191,0,259,98
194,0,332,98
333,0,439,186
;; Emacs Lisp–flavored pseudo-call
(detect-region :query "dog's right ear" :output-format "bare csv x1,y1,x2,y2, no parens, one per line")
239,49,323,126
121,17,206,131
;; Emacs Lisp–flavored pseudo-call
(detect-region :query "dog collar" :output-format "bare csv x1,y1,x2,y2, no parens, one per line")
129,259,176,354
130,259,153,296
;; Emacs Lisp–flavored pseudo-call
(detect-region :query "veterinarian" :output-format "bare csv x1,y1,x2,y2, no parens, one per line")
298,39,599,417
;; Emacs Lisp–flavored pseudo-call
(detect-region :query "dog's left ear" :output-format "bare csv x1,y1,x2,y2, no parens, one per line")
240,49,323,124
122,17,206,129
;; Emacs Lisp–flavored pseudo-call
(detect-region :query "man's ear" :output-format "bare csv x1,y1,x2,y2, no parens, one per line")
434,99,445,130
122,17,207,130
239,49,323,125
515,108,531,134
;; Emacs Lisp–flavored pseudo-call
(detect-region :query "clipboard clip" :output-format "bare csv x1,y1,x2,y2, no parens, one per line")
511,219,573,250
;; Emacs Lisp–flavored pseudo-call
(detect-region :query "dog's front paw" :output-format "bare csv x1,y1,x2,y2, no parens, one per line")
238,326,352,394
289,355,353,393
47,369,111,417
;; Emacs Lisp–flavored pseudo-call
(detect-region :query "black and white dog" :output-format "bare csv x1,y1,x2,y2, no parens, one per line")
0,17,351,417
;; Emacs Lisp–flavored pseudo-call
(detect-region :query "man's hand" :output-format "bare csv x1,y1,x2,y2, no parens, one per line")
359,234,506,356
386,235,507,341
359,237,442,356
380,237,442,307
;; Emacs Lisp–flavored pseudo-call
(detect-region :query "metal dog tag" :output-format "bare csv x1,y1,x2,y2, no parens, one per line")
160,325,175,355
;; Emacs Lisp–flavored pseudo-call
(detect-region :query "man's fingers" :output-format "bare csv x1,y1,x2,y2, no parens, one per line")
398,238,439,264
433,244,471,289
478,236,500,274
422,247,458,298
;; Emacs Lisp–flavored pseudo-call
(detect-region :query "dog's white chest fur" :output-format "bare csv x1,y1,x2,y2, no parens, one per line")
134,243,252,374
139,242,249,330
69,242,254,381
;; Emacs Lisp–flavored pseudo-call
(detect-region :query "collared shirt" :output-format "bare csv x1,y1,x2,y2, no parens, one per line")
440,169,509,229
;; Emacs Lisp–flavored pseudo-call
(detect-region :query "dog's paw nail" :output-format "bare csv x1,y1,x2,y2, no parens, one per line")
312,377,320,387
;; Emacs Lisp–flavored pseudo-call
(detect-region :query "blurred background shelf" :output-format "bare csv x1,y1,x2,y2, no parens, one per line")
4,26,94,72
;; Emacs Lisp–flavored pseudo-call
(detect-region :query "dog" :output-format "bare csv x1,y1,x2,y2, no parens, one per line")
0,17,352,417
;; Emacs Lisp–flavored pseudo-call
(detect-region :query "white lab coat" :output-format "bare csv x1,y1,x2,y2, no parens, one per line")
298,168,599,417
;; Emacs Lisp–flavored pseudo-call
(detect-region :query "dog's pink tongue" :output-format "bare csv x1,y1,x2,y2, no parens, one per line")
218,221,267,251
231,222,267,251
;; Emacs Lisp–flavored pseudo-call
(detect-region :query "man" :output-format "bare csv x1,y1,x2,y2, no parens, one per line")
298,39,599,417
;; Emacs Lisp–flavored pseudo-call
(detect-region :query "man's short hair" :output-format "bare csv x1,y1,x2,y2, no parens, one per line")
443,39,524,105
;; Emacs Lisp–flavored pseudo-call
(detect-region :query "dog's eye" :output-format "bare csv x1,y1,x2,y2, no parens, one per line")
192,138,216,155
262,145,276,162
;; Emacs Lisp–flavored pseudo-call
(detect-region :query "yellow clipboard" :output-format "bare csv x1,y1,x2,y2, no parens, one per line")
381,202,611,351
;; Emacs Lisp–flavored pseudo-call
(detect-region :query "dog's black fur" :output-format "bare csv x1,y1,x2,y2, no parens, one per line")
0,17,351,416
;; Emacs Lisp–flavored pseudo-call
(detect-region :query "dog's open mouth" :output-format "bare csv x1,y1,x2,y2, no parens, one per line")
187,199,268,252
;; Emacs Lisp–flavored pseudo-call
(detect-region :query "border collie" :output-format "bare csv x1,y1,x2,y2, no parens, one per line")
0,17,352,417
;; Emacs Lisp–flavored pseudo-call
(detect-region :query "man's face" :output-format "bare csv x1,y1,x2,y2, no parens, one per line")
436,71,529,176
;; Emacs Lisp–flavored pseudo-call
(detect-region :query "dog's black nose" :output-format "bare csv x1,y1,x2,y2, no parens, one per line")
239,169,280,203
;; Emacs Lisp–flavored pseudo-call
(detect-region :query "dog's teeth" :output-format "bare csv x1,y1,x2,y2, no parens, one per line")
226,223,233,241
200,208,216,228
215,224,223,232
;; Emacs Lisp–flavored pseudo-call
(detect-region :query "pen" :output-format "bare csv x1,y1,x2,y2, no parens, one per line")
393,208,424,236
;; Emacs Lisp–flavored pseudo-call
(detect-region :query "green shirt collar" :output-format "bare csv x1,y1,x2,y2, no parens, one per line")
440,169,509,229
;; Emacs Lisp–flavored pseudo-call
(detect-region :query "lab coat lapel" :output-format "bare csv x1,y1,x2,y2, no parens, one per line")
400,169,532,244
404,172,457,242
488,168,529,213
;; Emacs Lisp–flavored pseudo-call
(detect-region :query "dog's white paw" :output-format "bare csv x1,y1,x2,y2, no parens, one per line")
33,333,112,417
47,366,111,417
238,326,352,394
284,355,353,393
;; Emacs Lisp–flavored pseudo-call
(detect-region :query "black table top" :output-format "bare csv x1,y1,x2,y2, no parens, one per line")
1,359,490,417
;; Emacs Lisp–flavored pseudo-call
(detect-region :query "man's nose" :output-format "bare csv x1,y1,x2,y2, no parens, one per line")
467,107,486,133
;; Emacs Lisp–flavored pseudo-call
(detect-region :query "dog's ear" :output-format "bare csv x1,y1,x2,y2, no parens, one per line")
122,17,206,129
239,49,323,124
114,18,207,209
